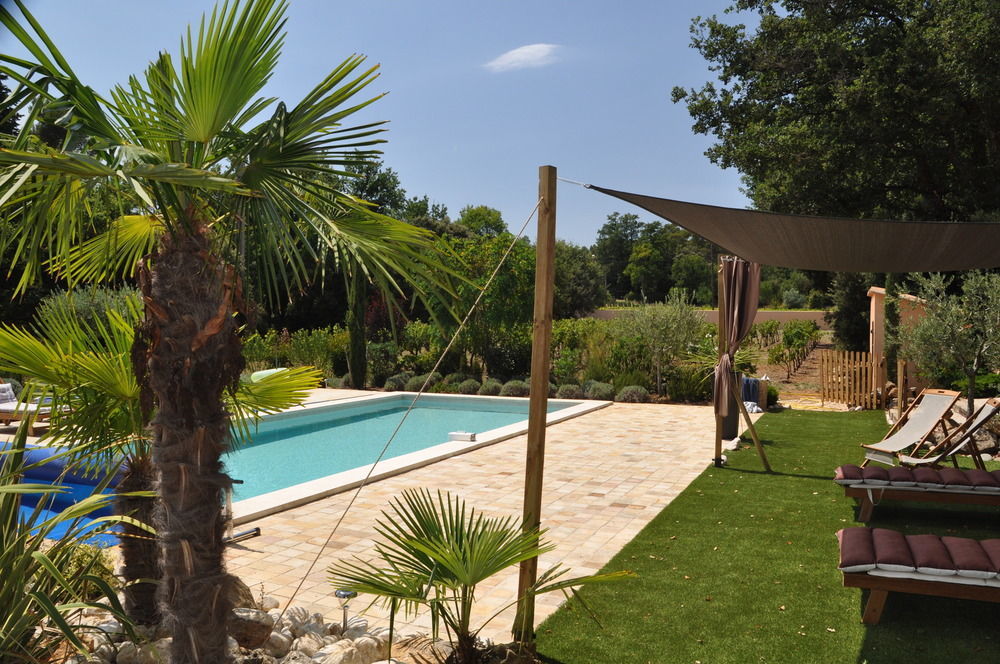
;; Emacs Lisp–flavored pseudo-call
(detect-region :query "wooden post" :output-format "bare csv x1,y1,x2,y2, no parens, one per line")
896,358,907,418
714,262,726,467
513,165,557,645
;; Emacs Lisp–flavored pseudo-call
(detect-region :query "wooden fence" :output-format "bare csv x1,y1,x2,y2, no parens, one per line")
820,350,885,409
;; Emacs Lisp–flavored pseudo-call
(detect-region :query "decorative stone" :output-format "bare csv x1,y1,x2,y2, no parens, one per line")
290,632,325,657
260,595,281,611
92,643,115,663
115,641,160,664
316,646,362,664
312,640,352,659
264,631,293,658
230,608,276,649
286,607,326,637
341,617,368,640
353,636,383,662
229,575,260,609
234,648,277,664
279,651,315,664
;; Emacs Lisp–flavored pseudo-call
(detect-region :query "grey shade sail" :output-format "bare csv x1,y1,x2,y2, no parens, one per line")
589,185,1000,272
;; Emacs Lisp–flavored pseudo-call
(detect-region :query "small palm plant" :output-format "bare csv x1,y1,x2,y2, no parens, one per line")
328,488,632,664
0,424,140,661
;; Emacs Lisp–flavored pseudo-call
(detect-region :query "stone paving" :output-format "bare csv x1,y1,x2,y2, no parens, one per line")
225,390,759,643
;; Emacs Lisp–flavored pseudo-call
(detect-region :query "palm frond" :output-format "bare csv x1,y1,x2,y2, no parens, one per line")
228,366,323,446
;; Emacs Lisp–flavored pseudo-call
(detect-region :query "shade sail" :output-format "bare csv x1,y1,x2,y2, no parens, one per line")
589,185,1000,272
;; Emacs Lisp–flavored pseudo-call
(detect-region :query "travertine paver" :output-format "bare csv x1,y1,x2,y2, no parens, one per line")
226,391,752,642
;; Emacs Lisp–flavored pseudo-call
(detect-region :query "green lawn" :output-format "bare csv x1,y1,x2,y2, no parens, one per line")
536,409,999,664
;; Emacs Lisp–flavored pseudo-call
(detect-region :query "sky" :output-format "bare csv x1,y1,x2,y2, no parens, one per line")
3,0,753,246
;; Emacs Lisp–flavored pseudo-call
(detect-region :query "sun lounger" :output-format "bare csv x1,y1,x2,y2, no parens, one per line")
834,463,1000,520
897,398,999,470
0,383,51,435
838,527,1000,624
861,389,960,466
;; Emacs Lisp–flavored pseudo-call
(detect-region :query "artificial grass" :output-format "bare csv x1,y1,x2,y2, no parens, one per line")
535,409,1000,664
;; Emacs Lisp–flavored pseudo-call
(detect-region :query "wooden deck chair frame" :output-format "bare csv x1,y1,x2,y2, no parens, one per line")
898,397,1000,471
860,388,960,467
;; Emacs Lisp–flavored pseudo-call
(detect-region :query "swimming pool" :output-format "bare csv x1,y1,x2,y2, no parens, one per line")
228,392,609,523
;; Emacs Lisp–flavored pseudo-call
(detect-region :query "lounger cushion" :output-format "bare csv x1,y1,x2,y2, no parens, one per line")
833,464,863,485
912,467,944,488
873,528,915,572
861,466,890,485
907,534,957,576
886,467,917,486
966,469,1000,492
982,540,1000,571
943,537,998,579
838,528,876,572
0,384,15,402
938,468,973,489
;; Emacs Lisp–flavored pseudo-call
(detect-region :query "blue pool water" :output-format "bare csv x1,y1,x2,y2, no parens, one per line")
226,394,571,500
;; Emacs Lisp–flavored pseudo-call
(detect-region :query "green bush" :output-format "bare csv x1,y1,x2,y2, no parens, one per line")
63,543,120,601
478,378,503,396
443,372,475,386
615,385,650,403
950,373,1000,398
457,379,481,395
584,381,615,401
383,373,408,392
500,379,530,397
767,383,780,408
36,285,142,333
287,327,334,375
556,384,583,399
367,341,400,387
242,332,273,372
666,365,712,403
612,370,650,393
807,289,832,309
405,372,443,392
484,324,532,379
782,289,806,309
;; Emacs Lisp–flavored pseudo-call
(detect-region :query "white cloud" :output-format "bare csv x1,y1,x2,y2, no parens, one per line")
484,44,560,72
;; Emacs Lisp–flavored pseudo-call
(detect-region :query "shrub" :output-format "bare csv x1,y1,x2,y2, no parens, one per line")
405,372,442,392
63,543,120,601
615,385,650,403
401,350,439,375
483,324,532,379
499,379,530,397
478,378,503,396
443,372,475,386
666,365,711,402
457,379,481,395
328,326,351,375
612,370,650,393
556,384,583,399
807,289,832,309
287,327,333,375
367,341,400,387
767,383,781,408
383,374,408,392
36,285,141,332
584,381,615,401
782,289,806,309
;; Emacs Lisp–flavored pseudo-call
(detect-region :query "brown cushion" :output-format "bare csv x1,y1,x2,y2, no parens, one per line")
861,466,890,485
912,467,944,488
967,469,1000,492
838,527,876,572
942,536,997,578
873,528,915,571
906,534,956,576
980,539,1000,572
834,464,863,485
886,466,916,486
938,468,973,487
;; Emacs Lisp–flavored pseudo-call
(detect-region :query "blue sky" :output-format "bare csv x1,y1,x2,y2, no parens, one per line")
5,0,752,245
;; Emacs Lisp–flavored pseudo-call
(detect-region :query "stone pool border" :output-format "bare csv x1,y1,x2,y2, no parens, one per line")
231,392,610,524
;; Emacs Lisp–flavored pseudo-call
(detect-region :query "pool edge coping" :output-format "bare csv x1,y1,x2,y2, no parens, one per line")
231,394,612,524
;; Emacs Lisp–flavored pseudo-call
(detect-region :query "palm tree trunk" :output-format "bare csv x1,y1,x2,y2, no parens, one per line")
140,223,244,664
116,455,160,626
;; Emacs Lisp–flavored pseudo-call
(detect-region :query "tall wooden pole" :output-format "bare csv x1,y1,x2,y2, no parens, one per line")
513,165,557,645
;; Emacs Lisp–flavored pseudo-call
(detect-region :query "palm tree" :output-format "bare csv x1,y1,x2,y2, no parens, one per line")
0,286,322,625
0,1,454,660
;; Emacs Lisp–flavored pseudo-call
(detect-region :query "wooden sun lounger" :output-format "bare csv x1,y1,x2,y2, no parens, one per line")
838,527,1000,624
835,464,1000,521
842,571,1000,624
